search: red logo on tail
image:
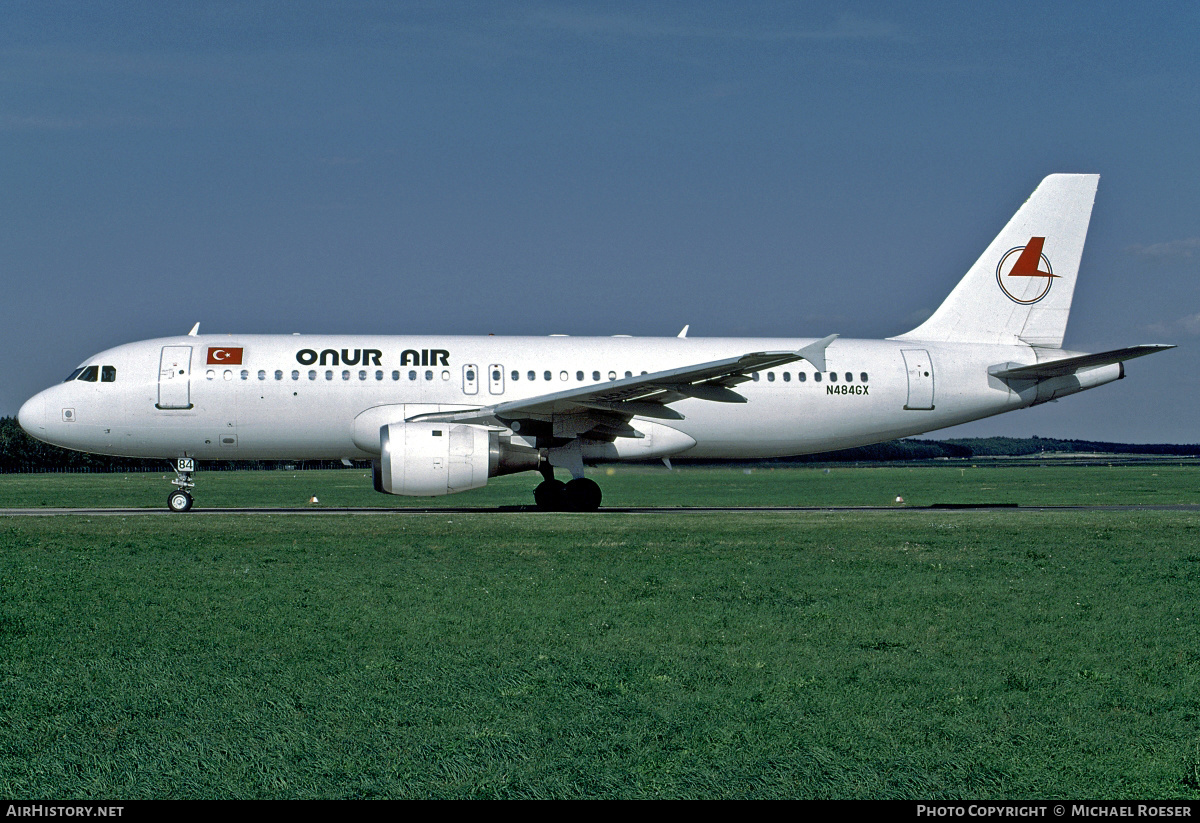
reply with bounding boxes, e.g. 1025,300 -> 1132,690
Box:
996,238 -> 1056,304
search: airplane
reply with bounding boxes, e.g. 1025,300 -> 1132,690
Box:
17,173 -> 1174,512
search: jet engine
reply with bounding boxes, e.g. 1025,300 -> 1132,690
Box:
373,422 -> 540,496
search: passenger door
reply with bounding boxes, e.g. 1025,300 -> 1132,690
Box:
901,349 -> 935,410
157,346 -> 193,409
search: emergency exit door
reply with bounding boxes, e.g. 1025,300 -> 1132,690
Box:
488,364 -> 505,395
462,364 -> 479,395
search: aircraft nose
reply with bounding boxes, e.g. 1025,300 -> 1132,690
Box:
17,393 -> 46,436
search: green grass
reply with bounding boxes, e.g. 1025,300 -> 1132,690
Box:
2,462 -> 1199,509
2,467 -> 1200,797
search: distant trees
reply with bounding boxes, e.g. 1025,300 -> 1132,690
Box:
2,415 -> 1196,473
944,436 -> 1200,458
788,439 -> 973,463
0,417 -> 364,473
0,416 -> 176,472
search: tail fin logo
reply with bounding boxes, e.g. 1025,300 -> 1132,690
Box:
996,237 -> 1058,304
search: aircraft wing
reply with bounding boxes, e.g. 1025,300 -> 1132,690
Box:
989,344 -> 1175,380
409,335 -> 838,436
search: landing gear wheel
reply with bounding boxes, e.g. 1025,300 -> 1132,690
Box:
534,479 -> 566,511
564,477 -> 603,512
167,490 -> 194,513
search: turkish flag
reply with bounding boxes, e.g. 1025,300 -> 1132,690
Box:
207,347 -> 244,365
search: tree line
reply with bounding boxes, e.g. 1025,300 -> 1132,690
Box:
2,415 -> 1196,473
0,417 -> 360,473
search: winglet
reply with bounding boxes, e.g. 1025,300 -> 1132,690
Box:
188,323 -> 200,337
797,334 -> 838,373
678,325 -> 689,338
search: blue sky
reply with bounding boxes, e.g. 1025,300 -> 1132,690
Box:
3,2 -> 1198,442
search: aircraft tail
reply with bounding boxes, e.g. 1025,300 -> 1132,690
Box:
895,174 -> 1100,348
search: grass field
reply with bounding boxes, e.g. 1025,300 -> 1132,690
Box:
2,466 -> 1199,798
2,461 -> 1199,509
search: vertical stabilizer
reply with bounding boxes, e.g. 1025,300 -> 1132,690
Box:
895,174 -> 1099,348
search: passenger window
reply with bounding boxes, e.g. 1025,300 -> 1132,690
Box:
544,371 -> 552,381
752,372 -> 760,382
845,372 -> 853,382
409,370 -> 417,381
798,372 -> 806,382
342,370 -> 350,381
258,370 -> 266,381
576,370 -> 584,381
560,371 -> 568,381
375,370 -> 383,380
593,371 -> 601,381
829,372 -> 837,382
528,371 -> 536,381
814,372 -> 822,382
275,370 -> 284,380
359,370 -> 367,381
291,370 -> 299,380
625,371 -> 632,378
392,370 -> 400,381
425,370 -> 433,381
783,372 -> 791,382
512,370 -> 519,381
325,370 -> 333,381
78,366 -> 99,382
861,372 -> 869,382
101,366 -> 116,383
767,372 -> 775,382
493,369 -> 502,381
308,370 -> 317,380
608,371 -> 617,381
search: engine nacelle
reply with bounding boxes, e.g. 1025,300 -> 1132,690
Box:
373,422 -> 540,496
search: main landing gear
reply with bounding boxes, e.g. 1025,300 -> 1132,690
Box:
167,458 -> 196,512
533,469 -> 603,512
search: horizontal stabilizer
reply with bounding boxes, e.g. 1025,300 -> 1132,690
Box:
989,344 -> 1175,380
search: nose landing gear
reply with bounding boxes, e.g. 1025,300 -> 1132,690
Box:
168,458 -> 195,512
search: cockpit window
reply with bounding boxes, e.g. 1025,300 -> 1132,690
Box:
101,366 -> 116,383
64,368 -> 85,383
77,366 -> 99,382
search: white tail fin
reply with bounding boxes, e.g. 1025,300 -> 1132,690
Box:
896,174 -> 1099,348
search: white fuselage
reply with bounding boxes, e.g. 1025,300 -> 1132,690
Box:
17,333 -> 1104,464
